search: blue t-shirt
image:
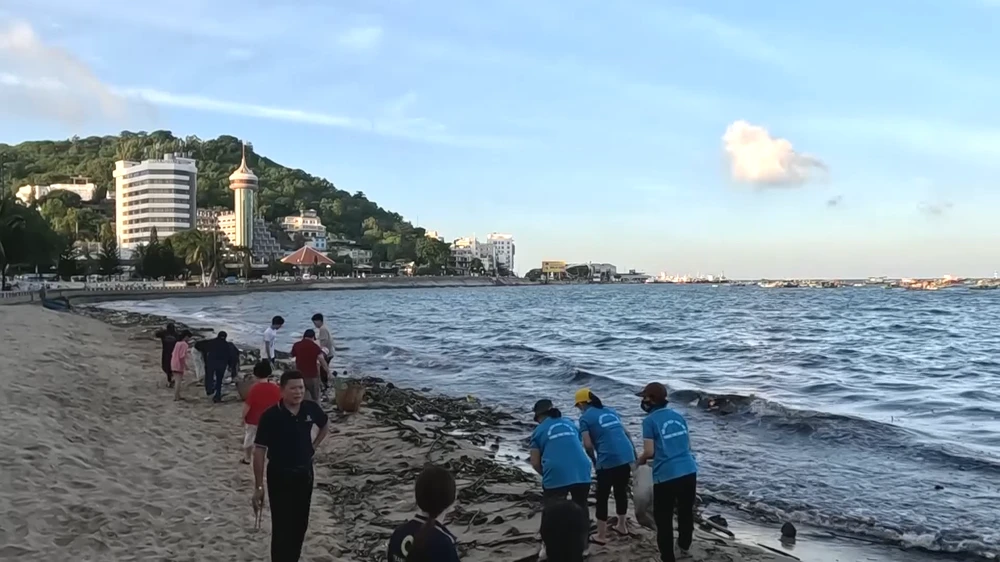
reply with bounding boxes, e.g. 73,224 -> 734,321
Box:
530,417 -> 593,489
578,406 -> 637,470
641,406 -> 698,484
387,515 -> 460,562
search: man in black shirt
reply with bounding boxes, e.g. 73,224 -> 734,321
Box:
154,324 -> 177,387
194,331 -> 240,403
252,370 -> 330,562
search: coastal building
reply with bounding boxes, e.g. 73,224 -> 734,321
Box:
281,245 -> 334,268
113,153 -> 197,258
280,209 -> 327,251
196,207 -> 281,261
487,233 -> 515,273
16,178 -> 97,204
450,236 -> 491,274
228,143 -> 258,249
328,238 -> 372,265
425,230 -> 444,241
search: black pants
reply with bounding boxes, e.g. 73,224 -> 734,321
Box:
205,366 -> 226,401
543,482 -> 591,544
161,357 -> 173,383
653,473 -> 697,562
267,465 -> 314,562
595,463 -> 631,521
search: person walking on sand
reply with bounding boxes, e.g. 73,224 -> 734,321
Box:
541,499 -> 589,562
574,388 -> 637,545
155,323 -> 178,387
289,329 -> 324,403
387,464 -> 460,562
262,316 -> 284,366
252,370 -> 330,562
636,382 -> 698,562
529,399 -> 593,559
311,313 -> 334,392
170,330 -> 193,401
241,360 -> 278,464
196,331 -> 241,403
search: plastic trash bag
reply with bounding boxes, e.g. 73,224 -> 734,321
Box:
633,464 -> 656,530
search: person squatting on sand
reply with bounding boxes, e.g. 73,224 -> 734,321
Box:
540,499 -> 590,562
311,313 -> 334,392
637,382 -> 699,562
155,323 -> 177,387
262,315 -> 284,366
290,329 -> 325,403
252,370 -> 330,562
529,399 -> 593,559
574,387 -> 637,545
387,464 -> 461,562
195,331 -> 240,403
241,360 -> 279,464
170,330 -> 193,401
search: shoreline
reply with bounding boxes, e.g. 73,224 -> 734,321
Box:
66,301 -> 930,562
0,301 -> 803,562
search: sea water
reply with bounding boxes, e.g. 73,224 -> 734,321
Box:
101,284 -> 1000,560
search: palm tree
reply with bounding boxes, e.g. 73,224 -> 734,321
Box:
184,231 -> 223,286
0,194 -> 26,291
231,245 -> 252,280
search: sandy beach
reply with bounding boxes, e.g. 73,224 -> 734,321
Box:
0,303 -> 793,562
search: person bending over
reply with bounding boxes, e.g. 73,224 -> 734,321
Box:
241,360 -> 278,464
529,399 -> 593,558
575,388 -> 637,544
252,370 -> 330,562
541,499 -> 589,562
636,382 -> 698,562
195,331 -> 240,403
387,464 -> 460,562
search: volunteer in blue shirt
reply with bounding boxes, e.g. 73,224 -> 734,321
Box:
530,399 -> 593,557
636,382 -> 698,562
574,388 -> 637,545
387,464 -> 461,562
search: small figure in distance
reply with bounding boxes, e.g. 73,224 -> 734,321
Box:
541,499 -> 589,562
240,360 -> 278,465
289,329 -> 324,403
170,330 -> 193,401
387,464 -> 460,562
262,315 -> 284,366
154,323 -> 178,387
311,313 -> 334,393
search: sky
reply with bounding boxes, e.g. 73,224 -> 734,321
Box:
1,0 -> 999,278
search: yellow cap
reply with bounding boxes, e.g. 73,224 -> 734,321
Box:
574,388 -> 592,405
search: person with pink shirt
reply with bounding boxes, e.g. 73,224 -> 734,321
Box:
171,330 -> 193,401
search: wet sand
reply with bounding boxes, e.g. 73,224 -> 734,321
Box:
0,304 -> 793,561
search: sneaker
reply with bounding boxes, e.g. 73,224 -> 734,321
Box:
675,546 -> 692,560
537,545 -> 547,561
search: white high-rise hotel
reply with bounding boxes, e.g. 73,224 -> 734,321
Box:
113,153 -> 197,258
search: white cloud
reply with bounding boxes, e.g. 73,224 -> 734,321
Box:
723,120 -> 827,187
338,25 -> 383,52
0,20 -> 145,125
919,201 -> 953,217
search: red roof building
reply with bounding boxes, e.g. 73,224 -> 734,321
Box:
281,246 -> 335,266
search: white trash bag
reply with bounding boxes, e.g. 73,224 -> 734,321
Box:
633,464 -> 656,530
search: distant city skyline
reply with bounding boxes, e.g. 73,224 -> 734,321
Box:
2,0 -> 999,278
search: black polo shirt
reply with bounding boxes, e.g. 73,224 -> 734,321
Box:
254,400 -> 329,470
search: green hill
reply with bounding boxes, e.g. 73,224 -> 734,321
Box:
0,130 -> 424,263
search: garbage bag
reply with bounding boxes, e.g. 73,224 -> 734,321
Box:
633,464 -> 656,530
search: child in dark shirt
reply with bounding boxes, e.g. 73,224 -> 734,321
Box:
388,465 -> 460,562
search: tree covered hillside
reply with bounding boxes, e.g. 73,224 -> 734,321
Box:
0,131 -> 426,262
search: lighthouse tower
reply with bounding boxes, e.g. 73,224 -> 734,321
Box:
228,143 -> 258,250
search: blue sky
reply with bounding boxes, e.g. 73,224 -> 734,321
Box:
1,0 -> 999,278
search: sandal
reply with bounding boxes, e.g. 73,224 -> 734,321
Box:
588,534 -> 607,546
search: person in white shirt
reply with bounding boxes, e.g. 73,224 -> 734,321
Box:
262,315 -> 284,365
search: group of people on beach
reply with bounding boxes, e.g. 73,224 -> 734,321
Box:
153,314 -> 699,562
